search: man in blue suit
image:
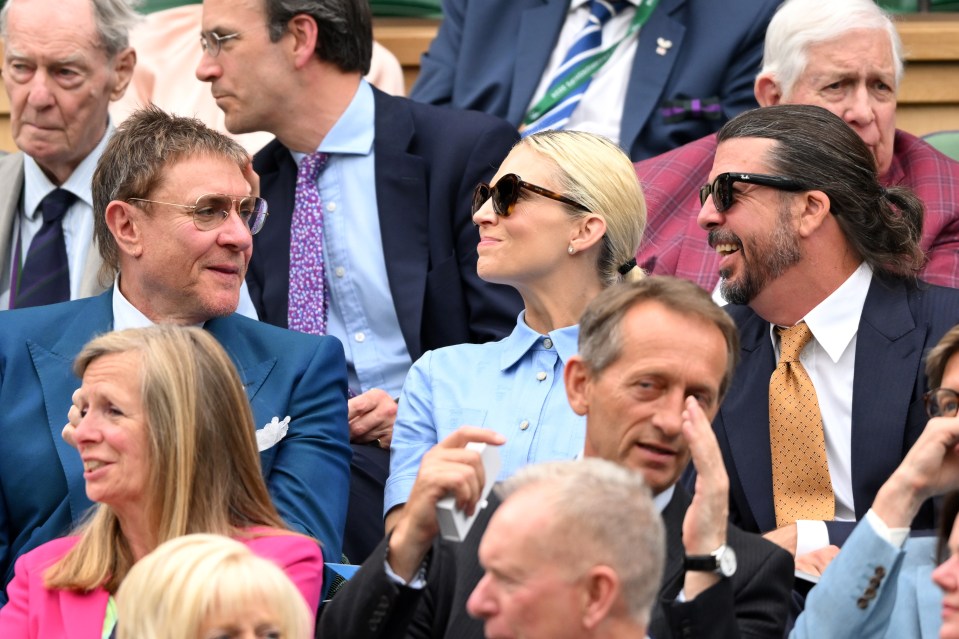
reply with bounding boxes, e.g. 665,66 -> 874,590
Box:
410,0 -> 781,162
696,104 -> 959,570
0,106 -> 352,605
196,0 -> 522,561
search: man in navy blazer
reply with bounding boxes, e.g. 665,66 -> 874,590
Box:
0,107 -> 352,605
410,0 -> 780,162
197,0 -> 522,561
696,105 -> 959,568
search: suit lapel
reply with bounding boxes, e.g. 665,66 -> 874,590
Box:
371,90 -> 430,357
851,276 -> 922,518
28,292 -> 113,523
205,316 -> 276,404
251,140 -> 297,324
720,307 -> 777,531
509,1 -> 569,124
621,0 -> 686,155
658,486 -> 689,598
60,583 -> 109,639
0,153 -> 25,283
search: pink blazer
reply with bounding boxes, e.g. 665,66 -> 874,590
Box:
0,528 -> 323,638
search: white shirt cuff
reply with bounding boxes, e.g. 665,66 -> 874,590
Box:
864,508 -> 910,548
795,519 -> 830,556
383,557 -> 428,590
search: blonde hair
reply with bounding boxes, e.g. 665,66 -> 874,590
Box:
45,326 -> 287,593
520,130 -> 647,287
116,534 -> 312,639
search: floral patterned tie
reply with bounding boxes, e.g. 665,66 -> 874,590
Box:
288,151 -> 330,334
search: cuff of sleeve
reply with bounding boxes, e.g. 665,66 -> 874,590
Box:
382,532 -> 430,590
865,508 -> 910,548
796,519 -> 829,556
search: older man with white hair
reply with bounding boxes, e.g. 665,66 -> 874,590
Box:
635,0 -> 959,291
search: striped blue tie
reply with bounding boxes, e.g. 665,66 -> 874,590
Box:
523,0 -> 630,136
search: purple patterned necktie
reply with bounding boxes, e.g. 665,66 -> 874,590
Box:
11,188 -> 77,308
288,151 -> 331,334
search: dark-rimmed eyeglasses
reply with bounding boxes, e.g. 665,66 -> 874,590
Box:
128,194 -> 269,235
924,387 -> 959,419
699,172 -> 810,213
472,173 -> 588,217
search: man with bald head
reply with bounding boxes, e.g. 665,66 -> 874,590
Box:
636,0 -> 959,291
0,0 -> 137,309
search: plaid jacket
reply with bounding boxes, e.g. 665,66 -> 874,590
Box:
635,130 -> 959,289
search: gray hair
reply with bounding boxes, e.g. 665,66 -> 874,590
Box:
577,277 -> 739,401
0,0 -> 142,58
718,104 -> 924,278
263,0 -> 372,74
761,0 -> 904,97
498,459 -> 664,629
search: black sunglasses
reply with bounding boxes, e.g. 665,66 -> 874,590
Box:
699,172 -> 810,213
472,173 -> 588,217
924,387 -> 959,419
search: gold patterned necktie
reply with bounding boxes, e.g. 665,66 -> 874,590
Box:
769,321 -> 835,528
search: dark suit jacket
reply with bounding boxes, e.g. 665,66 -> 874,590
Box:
318,485 -> 793,639
409,0 -> 780,161
0,291 -> 352,605
249,88 -> 523,361
713,275 -> 959,543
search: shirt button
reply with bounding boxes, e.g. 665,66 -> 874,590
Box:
335,266 -> 346,278
536,372 -> 547,381
519,420 -> 529,431
543,338 -> 553,349
327,201 -> 337,212
354,332 -> 365,343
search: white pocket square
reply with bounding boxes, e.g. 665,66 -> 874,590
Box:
257,415 -> 291,451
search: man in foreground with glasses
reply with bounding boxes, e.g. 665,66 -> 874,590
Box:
196,0 -> 522,563
0,106 -> 352,606
696,103 -> 959,576
637,0 -> 959,291
790,324 -> 959,637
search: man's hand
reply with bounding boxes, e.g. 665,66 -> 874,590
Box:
681,397 -> 729,599
795,545 -> 840,578
61,388 -> 82,449
388,427 -> 505,582
763,524 -> 798,555
872,415 -> 959,528
348,389 -> 397,447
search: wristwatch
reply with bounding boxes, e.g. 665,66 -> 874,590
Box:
684,544 -> 737,577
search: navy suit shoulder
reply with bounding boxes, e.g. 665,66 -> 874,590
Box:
714,276 -> 959,540
249,89 -> 522,359
410,0 -> 778,161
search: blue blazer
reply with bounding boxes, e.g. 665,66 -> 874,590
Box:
248,88 -> 523,359
0,291 -> 352,604
409,0 -> 780,161
791,520 -> 941,639
713,275 -> 959,543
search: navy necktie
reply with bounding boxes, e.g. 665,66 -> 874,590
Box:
12,188 -> 77,308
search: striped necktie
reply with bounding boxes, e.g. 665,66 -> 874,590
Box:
11,188 -> 76,308
522,0 -> 630,136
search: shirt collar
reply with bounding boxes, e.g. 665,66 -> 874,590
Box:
292,79 -> 374,164
498,310 -> 580,371
653,484 -> 675,514
22,121 -> 113,220
771,262 -> 872,363
111,276 -> 207,330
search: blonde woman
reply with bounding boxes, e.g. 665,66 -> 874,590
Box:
385,130 -> 646,527
117,534 -> 312,639
0,326 -> 323,638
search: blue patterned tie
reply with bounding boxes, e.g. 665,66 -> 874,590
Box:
288,151 -> 331,334
12,188 -> 76,308
523,0 -> 630,136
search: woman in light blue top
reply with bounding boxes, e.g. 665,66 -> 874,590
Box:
384,130 -> 647,521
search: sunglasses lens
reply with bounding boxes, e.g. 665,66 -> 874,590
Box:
699,184 -> 710,207
492,175 -> 520,217
472,184 -> 491,215
715,175 -> 733,212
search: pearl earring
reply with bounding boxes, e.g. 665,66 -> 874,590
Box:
568,244 -> 575,255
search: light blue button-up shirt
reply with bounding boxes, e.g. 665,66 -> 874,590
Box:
292,80 -> 411,397
384,312 -> 585,514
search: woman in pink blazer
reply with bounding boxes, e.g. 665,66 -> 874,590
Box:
0,326 -> 324,638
